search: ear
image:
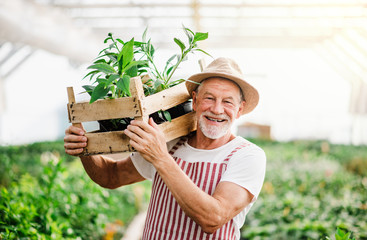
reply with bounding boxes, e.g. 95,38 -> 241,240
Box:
192,91 -> 197,111
236,101 -> 245,119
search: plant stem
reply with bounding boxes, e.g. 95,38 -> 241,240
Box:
146,53 -> 165,82
166,48 -> 191,85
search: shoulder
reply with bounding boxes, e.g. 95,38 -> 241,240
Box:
232,137 -> 266,157
226,137 -> 267,170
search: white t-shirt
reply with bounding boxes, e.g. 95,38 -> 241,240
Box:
130,136 -> 266,239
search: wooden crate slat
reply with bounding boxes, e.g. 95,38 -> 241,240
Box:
159,111 -> 197,142
69,97 -> 140,123
82,112 -> 197,155
67,78 -> 197,156
143,83 -> 190,115
83,131 -> 132,155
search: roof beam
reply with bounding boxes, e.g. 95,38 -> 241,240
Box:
0,0 -> 101,63
52,3 -> 367,9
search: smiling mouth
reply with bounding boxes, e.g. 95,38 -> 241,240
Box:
205,116 -> 226,122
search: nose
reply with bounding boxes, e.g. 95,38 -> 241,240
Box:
210,100 -> 224,114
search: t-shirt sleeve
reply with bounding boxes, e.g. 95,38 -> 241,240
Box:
220,145 -> 266,202
130,152 -> 156,180
129,138 -> 181,181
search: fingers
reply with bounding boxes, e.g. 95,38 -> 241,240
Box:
65,147 -> 85,156
64,124 -> 87,156
65,125 -> 85,136
124,119 -> 155,139
148,117 -> 159,129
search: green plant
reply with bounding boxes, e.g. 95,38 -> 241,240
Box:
325,228 -> 356,240
241,139 -> 367,240
82,26 -> 210,103
141,26 -> 211,95
82,34 -> 148,103
0,146 -> 151,239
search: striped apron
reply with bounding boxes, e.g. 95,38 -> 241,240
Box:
142,137 -> 250,240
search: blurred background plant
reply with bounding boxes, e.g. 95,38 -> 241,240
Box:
241,139 -> 367,240
1,139 -> 366,239
0,142 -> 151,239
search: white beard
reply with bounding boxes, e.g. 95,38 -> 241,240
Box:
198,111 -> 231,139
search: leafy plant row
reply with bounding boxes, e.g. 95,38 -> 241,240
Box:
241,139 -> 367,240
1,139 -> 366,239
0,151 -> 151,239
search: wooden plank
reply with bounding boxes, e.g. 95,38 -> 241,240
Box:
130,76 -> 148,122
68,97 -> 140,123
67,87 -> 83,129
144,82 -> 191,115
159,111 -> 197,141
81,111 -> 197,155
83,131 -> 132,155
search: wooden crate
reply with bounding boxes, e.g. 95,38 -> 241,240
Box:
67,76 -> 197,155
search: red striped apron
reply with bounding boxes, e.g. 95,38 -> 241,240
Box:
142,137 -> 251,240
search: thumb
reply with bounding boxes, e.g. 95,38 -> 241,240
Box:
148,117 -> 159,129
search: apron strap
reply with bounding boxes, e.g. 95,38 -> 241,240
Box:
168,136 -> 188,155
223,142 -> 252,164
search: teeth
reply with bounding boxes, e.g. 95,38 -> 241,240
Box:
207,117 -> 224,122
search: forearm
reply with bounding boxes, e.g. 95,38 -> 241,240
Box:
80,155 -> 145,189
80,155 -> 116,188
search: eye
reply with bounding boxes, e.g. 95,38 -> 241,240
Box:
224,100 -> 234,105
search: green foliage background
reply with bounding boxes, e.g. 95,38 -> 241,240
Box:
241,140 -> 367,240
0,139 -> 366,239
0,141 -> 151,239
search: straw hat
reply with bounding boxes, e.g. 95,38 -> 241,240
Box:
186,57 -> 259,115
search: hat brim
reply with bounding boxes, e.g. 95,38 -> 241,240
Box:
186,72 -> 259,115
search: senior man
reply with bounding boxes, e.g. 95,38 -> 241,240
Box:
64,57 -> 266,240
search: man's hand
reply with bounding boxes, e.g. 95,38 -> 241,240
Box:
64,125 -> 87,156
124,118 -> 170,165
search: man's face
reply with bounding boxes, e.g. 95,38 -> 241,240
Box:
192,77 -> 244,139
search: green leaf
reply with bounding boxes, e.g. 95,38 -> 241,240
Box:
123,60 -> 148,73
125,64 -> 138,77
166,54 -> 178,66
90,84 -> 110,103
116,38 -> 124,45
134,41 -> 145,47
183,26 -> 194,43
194,32 -> 208,42
174,38 -> 186,52
93,59 -> 107,64
163,110 -> 171,122
97,46 -> 111,56
82,70 -> 99,80
168,78 -> 185,87
103,34 -> 113,43
107,74 -> 120,85
96,77 -> 109,85
142,27 -> 148,42
165,65 -> 174,78
148,39 -> 155,57
100,51 -> 117,62
120,38 -> 135,68
116,75 -> 131,96
87,63 -> 116,74
184,27 -> 195,36
194,48 -> 213,58
82,85 -> 95,96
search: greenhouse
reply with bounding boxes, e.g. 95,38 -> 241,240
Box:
0,0 -> 366,239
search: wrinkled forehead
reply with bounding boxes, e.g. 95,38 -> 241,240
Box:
196,77 -> 243,101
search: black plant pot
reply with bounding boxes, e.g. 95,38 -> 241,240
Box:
150,101 -> 193,124
97,101 -> 193,132
98,117 -> 133,132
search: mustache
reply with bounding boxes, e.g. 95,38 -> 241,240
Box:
201,111 -> 230,121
